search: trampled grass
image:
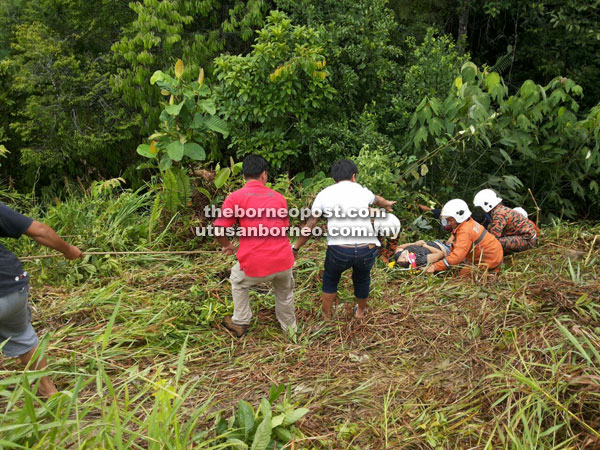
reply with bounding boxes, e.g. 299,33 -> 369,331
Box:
1,200 -> 599,448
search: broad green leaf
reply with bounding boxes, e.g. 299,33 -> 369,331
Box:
499,149 -> 512,163
167,141 -> 184,161
274,426 -> 293,443
520,80 -> 537,98
198,68 -> 205,86
413,126 -> 428,147
198,99 -> 216,115
454,76 -> 463,90
175,59 -> 184,79
225,438 -> 248,449
484,72 -> 500,91
461,62 -> 478,81
415,97 -> 427,112
428,117 -> 443,136
159,154 -> 172,171
271,414 -> 285,428
150,70 -> 165,85
237,401 -> 255,437
232,161 -> 243,175
282,408 -> 309,426
184,143 -> 205,160
214,167 -> 231,188
429,98 -> 442,115
191,112 -> 203,129
259,398 -> 272,421
203,115 -> 229,137
136,144 -> 156,159
269,384 -> 285,403
250,417 -> 271,450
165,101 -> 184,116
197,187 -> 212,201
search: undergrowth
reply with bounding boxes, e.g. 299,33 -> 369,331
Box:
0,188 -> 599,449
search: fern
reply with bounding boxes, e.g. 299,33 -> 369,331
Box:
174,167 -> 191,207
162,169 -> 180,212
162,167 -> 191,212
490,46 -> 514,74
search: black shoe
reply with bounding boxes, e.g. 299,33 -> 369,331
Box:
223,316 -> 249,338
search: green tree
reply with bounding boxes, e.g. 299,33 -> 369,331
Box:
0,0 -> 136,190
136,59 -> 230,212
0,0 -> 25,59
214,11 -> 335,170
111,0 -> 273,134
276,0 -> 401,116
387,28 -> 467,137
462,0 -> 600,111
405,62 -> 600,219
4,22 -> 136,186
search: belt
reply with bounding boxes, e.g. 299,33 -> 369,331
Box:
337,243 -> 371,248
474,229 -> 487,246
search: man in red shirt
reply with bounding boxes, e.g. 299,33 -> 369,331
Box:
213,155 -> 295,337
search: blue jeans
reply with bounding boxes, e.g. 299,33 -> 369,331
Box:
322,245 -> 378,299
0,286 -> 38,357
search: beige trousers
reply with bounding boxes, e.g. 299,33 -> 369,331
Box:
229,262 -> 296,332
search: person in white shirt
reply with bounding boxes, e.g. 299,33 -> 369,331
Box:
292,159 -> 395,319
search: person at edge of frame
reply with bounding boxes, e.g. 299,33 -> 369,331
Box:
0,203 -> 82,397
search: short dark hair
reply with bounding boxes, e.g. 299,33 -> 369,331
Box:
330,159 -> 358,182
471,211 -> 487,224
243,154 -> 268,178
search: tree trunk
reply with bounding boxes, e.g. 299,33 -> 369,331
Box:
457,0 -> 471,53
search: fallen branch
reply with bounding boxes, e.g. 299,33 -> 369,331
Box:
20,249 -> 217,261
528,188 -> 541,228
584,235 -> 598,267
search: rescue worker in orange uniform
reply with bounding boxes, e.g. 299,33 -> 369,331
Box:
425,199 -> 504,277
473,189 -> 538,253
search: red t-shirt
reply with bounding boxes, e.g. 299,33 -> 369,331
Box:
214,180 -> 294,277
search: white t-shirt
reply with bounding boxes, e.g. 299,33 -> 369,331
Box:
311,180 -> 380,246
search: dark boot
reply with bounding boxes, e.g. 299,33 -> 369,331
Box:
223,316 -> 249,338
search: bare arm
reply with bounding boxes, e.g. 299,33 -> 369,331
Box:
292,215 -> 320,252
422,243 -> 446,255
373,195 -> 396,211
25,221 -> 82,259
397,240 -> 423,251
214,227 -> 237,255
424,244 -> 446,264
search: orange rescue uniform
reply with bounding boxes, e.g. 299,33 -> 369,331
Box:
433,217 -> 504,276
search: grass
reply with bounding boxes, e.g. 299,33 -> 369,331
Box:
1,190 -> 599,448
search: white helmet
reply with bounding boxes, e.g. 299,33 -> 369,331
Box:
473,189 -> 502,212
440,199 -> 472,224
513,207 -> 528,218
373,212 -> 401,239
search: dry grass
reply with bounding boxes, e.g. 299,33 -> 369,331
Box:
1,222 -> 599,449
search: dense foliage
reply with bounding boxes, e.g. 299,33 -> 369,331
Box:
0,0 -> 599,218
405,64 -> 600,218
